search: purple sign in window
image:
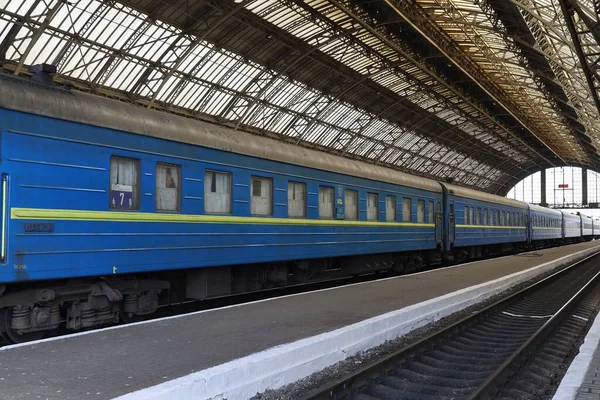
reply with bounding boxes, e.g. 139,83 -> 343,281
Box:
111,186 -> 133,209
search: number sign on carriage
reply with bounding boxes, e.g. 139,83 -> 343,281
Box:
111,184 -> 134,209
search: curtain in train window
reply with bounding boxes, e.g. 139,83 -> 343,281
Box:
402,198 -> 412,222
428,201 -> 434,223
251,176 -> 273,216
484,209 -> 488,225
417,200 -> 425,223
386,195 -> 396,222
367,193 -> 378,221
345,189 -> 358,220
156,163 -> 180,212
288,181 -> 306,218
464,206 -> 469,224
110,156 -> 140,210
469,207 -> 474,225
204,171 -> 231,214
475,208 -> 480,225
319,186 -> 334,219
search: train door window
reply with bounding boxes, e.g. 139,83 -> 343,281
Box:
204,170 -> 231,214
386,195 -> 396,222
319,186 -> 334,219
402,198 -> 412,222
288,181 -> 306,218
428,201 -> 434,223
367,193 -> 378,221
156,163 -> 180,212
110,156 -> 140,210
345,189 -> 358,220
251,176 -> 273,216
417,200 -> 425,223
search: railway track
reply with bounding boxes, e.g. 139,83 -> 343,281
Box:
302,252 -> 600,400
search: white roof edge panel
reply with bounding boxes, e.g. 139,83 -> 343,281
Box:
442,182 -> 528,209
559,210 -> 581,219
0,77 -> 442,193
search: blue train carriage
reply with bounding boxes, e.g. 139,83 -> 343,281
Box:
440,183 -> 528,260
0,73 -> 443,340
560,211 -> 582,242
527,204 -> 562,247
580,213 -> 594,239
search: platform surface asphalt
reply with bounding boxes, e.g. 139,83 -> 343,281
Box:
1,242 -> 599,400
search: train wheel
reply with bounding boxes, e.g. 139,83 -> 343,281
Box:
1,309 -> 45,344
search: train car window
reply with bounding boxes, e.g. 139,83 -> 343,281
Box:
367,193 -> 378,221
386,195 -> 396,222
507,212 -> 511,226
251,176 -> 273,216
156,163 -> 180,212
288,181 -> 306,218
417,200 -> 425,223
110,156 -> 140,210
402,198 -> 412,222
318,186 -> 334,219
204,171 -> 232,214
464,206 -> 469,224
428,201 -> 434,223
483,209 -> 488,226
469,207 -> 474,225
476,208 -> 481,225
345,189 -> 358,220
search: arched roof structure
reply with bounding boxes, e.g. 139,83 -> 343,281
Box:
1,0 -> 600,195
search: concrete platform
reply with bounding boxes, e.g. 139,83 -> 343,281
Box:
1,242 -> 599,400
554,285 -> 600,400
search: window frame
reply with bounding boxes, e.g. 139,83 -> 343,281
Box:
417,199 -> 425,224
109,155 -> 141,211
367,193 -> 379,221
385,195 -> 396,222
250,175 -> 274,217
344,189 -> 358,220
402,198 -> 412,222
204,170 -> 232,215
155,162 -> 181,213
428,201 -> 434,223
287,181 -> 307,218
318,186 -> 335,219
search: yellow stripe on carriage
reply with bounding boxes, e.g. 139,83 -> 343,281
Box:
455,224 -> 526,229
11,208 -> 435,228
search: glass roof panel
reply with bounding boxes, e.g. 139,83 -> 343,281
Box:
2,0 -> 584,192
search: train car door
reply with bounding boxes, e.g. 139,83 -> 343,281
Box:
435,201 -> 442,244
449,202 -> 456,245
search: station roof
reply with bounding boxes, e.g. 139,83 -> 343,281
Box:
1,0 -> 599,195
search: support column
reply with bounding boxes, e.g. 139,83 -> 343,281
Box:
540,169 -> 547,207
583,168 -> 588,206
